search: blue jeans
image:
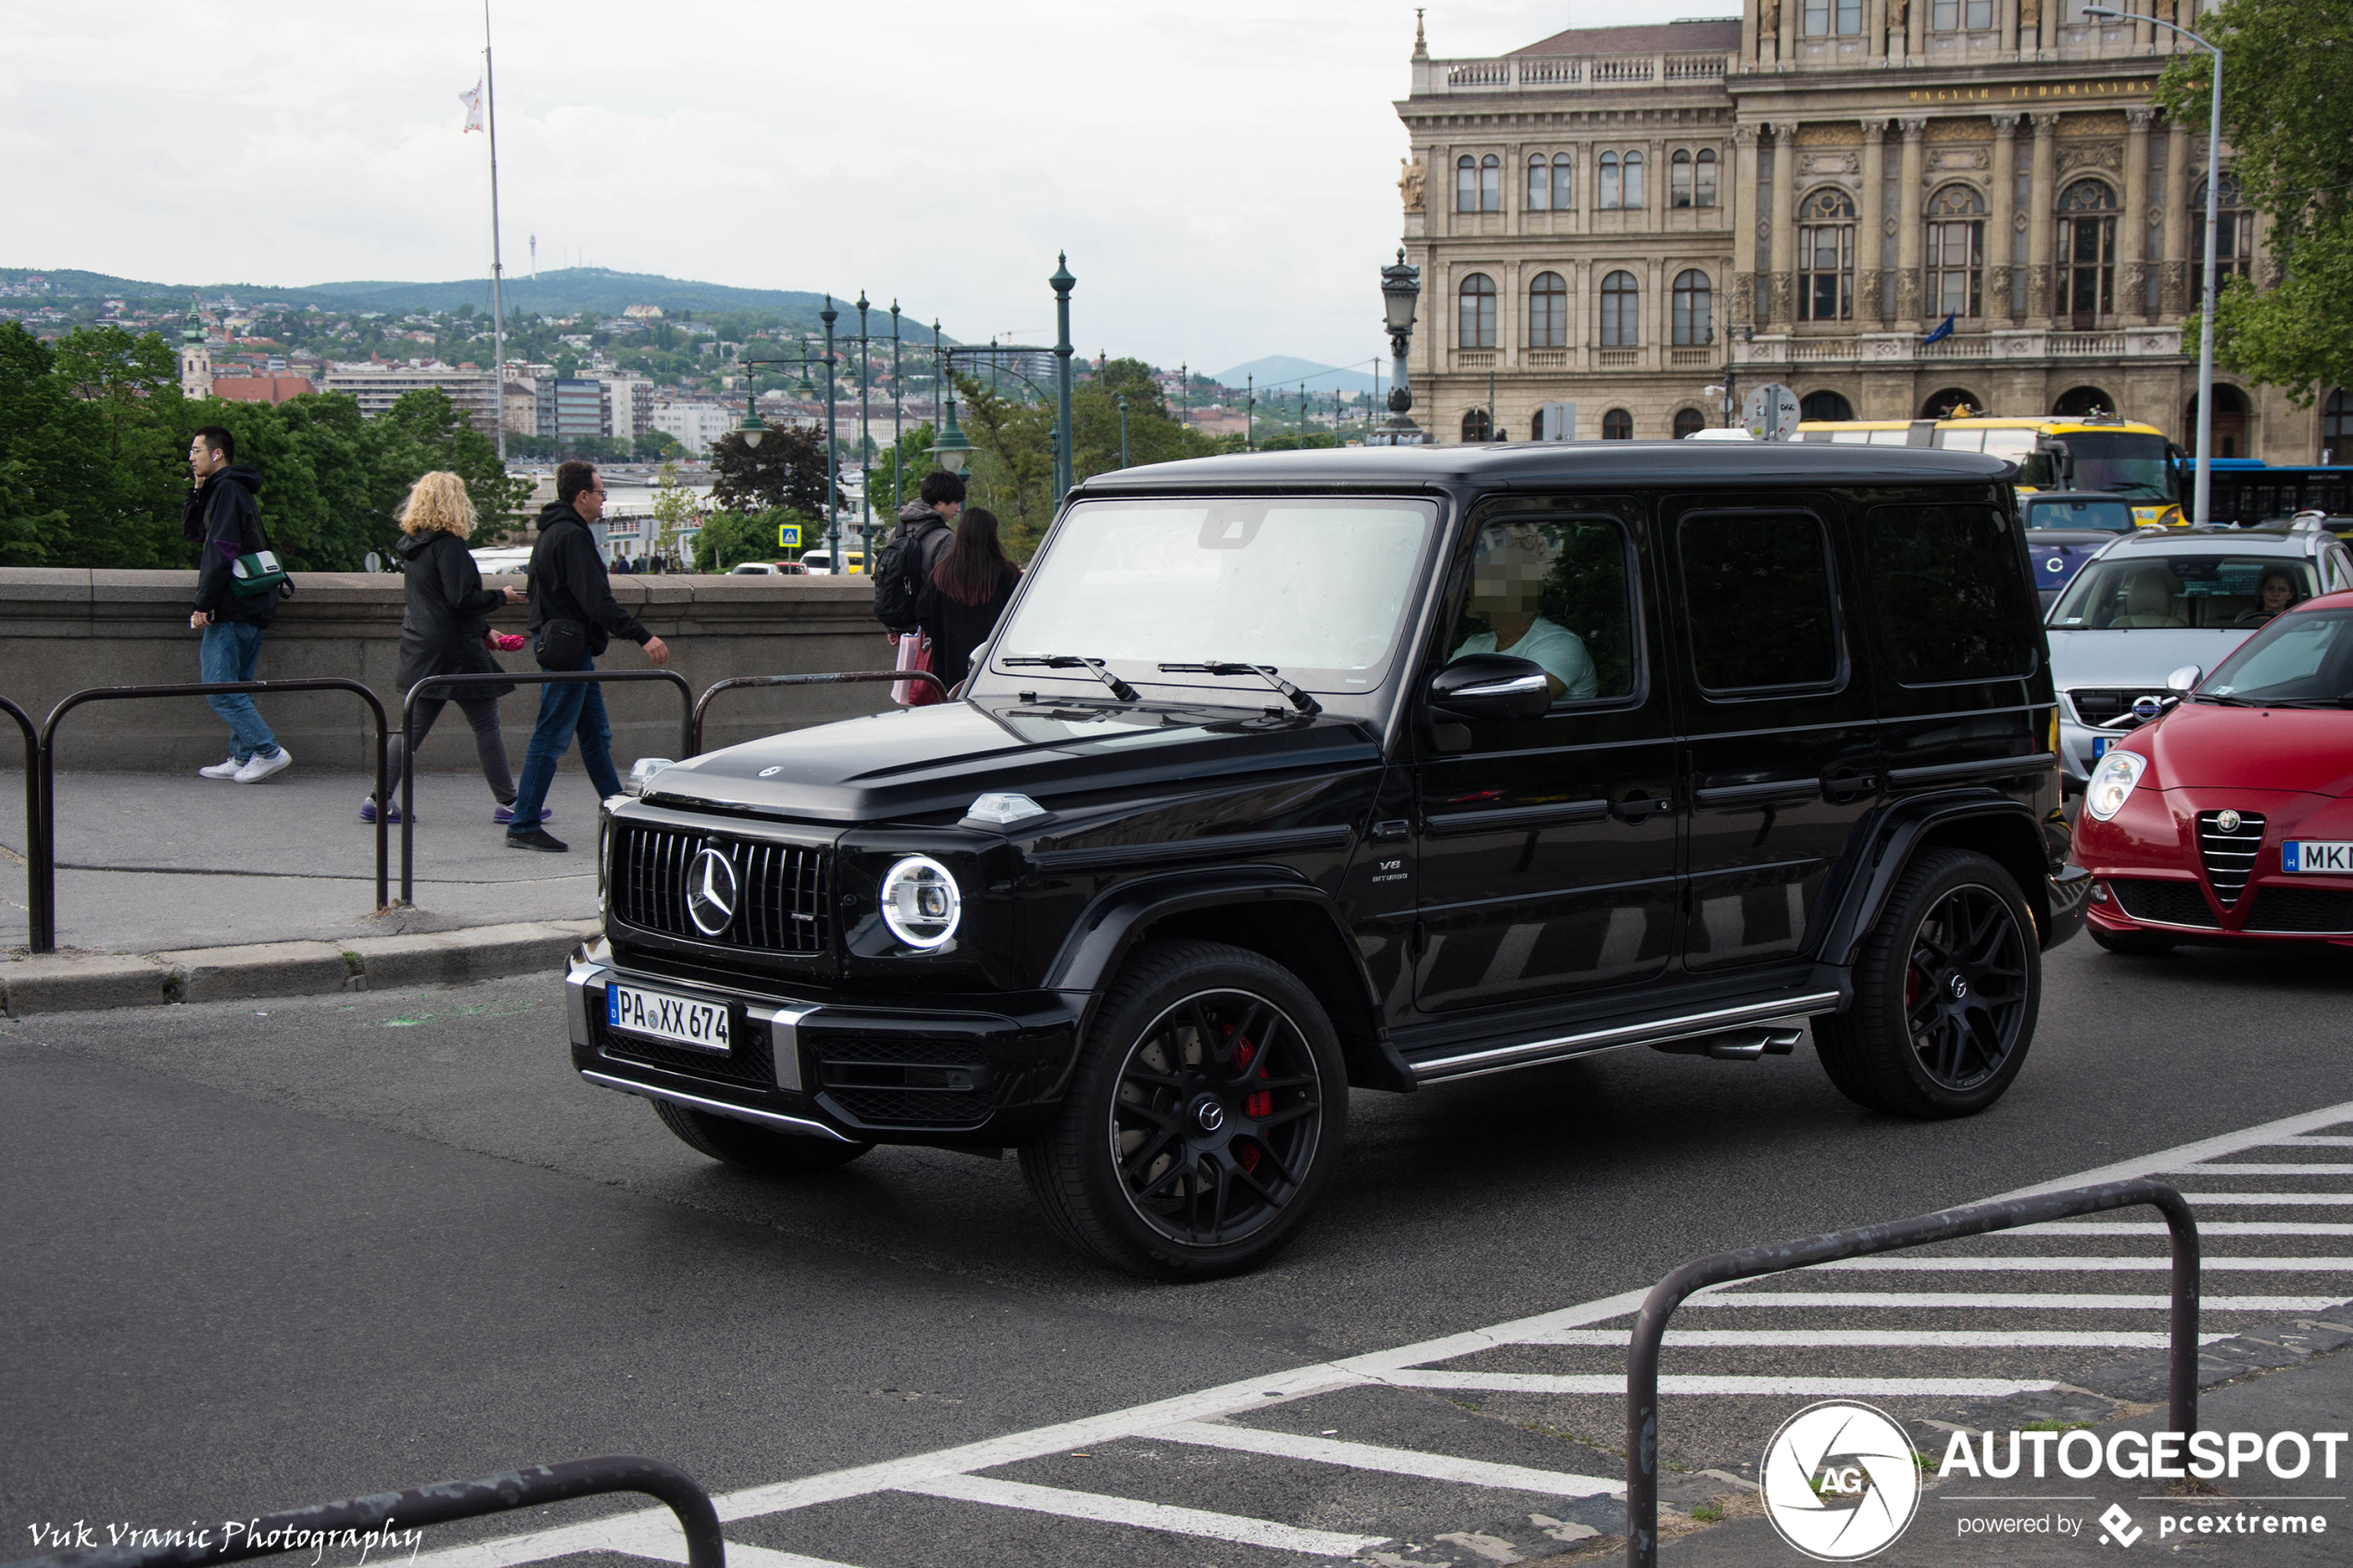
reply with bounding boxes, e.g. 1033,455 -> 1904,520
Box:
199,621 -> 279,761
508,650 -> 621,836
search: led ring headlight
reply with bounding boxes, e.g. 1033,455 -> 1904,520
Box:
880,856 -> 962,948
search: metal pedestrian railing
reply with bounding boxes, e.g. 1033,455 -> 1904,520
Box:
398,669 -> 694,904
1,697 -> 43,946
1623,1177 -> 2199,1568
690,668 -> 946,754
0,1455 -> 723,1568
31,680 -> 390,952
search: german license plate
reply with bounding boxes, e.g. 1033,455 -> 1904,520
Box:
2283,841 -> 2353,873
607,983 -> 731,1053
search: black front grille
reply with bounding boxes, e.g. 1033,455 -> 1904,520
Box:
595,1007 -> 777,1090
2242,886 -> 2353,934
2196,810 -> 2267,906
610,823 -> 830,954
2069,688 -> 2156,727
2108,879 -> 2220,928
812,1035 -> 992,1129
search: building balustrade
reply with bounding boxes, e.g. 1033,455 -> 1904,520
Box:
1731,327 -> 2186,367
1428,53 -> 1724,94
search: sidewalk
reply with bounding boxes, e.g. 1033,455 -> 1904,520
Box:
0,768 -> 612,1011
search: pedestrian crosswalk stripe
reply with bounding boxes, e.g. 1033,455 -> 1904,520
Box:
2177,1192 -> 2353,1204
1378,1371 -> 2058,1398
1994,1101 -> 2353,1198
1149,1420 -> 1621,1497
2272,1135 -> 2353,1146
1806,1254 -> 2353,1272
1517,1329 -> 2227,1348
2163,1163 -> 2353,1175
899,1474 -> 1390,1558
1680,1291 -> 2339,1311
2015,1221 -> 2353,1235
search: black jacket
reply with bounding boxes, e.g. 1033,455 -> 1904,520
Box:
879,501 -> 957,633
394,528 -> 516,702
917,562 -> 1020,691
526,503 -> 649,657
188,464 -> 277,625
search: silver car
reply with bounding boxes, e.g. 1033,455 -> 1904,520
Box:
2048,521 -> 2353,784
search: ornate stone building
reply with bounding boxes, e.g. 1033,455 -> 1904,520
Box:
1395,6 -> 2342,461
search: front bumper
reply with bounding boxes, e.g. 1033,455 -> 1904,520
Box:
565,958 -> 1085,1148
2074,784 -> 2353,944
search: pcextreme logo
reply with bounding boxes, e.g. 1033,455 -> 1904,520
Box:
1760,1400 -> 1923,1562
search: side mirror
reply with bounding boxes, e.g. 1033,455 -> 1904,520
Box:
2166,664 -> 2201,695
1428,654 -> 1554,722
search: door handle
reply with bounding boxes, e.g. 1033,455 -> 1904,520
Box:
1821,772 -> 1880,803
1610,793 -> 1672,821
1370,819 -> 1411,842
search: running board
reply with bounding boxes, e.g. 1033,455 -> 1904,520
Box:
1410,992 -> 1842,1085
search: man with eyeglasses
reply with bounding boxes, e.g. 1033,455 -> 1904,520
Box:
507,460 -> 672,851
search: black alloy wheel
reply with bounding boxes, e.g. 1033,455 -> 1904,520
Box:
1815,848 -> 2041,1118
1022,939 -> 1348,1279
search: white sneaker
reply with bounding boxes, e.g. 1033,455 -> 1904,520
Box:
198,757 -> 245,780
233,747 -> 293,784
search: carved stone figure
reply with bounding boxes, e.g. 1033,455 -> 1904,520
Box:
1890,0 -> 1908,37
1398,158 -> 1426,212
2020,0 -> 2042,31
1762,0 -> 1782,37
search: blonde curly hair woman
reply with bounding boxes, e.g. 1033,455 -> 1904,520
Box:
366,472 -> 539,825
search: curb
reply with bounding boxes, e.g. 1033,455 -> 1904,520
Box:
0,919 -> 602,1016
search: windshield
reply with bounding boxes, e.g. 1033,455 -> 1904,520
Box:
2049,555 -> 2317,630
2024,496 -> 2136,533
989,496 -> 1440,696
2204,609 -> 2353,703
2066,433 -> 2172,501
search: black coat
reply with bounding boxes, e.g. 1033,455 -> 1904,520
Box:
395,529 -> 516,702
527,504 -> 648,656
187,464 -> 279,626
916,562 -> 1020,690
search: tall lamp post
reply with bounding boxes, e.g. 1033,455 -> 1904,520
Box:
1369,249 -> 1427,445
1117,394 -> 1130,469
2087,2 -> 2221,523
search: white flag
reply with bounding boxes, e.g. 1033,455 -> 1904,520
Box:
459,80 -> 484,132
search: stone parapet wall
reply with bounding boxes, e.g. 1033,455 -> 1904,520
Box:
0,570 -> 894,773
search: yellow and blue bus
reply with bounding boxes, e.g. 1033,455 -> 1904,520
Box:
1796,411 -> 2184,528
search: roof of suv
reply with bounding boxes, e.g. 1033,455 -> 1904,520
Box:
1074,442 -> 2013,493
2089,523 -> 2336,562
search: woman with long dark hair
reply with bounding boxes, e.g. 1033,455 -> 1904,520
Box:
915,507 -> 1020,691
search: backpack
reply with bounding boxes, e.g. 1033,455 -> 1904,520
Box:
872,519 -> 942,633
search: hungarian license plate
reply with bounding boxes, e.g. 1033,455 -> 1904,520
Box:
2283,841 -> 2353,874
607,983 -> 731,1053
2091,735 -> 2112,759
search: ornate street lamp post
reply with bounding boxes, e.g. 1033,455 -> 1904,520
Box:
1370,248 -> 1428,445
1117,394 -> 1130,469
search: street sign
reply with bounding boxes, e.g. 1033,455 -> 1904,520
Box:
1743,383 -> 1801,443
777,523 -> 801,548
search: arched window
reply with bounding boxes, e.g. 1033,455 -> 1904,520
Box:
2055,386 -> 2115,419
1479,154 -> 1502,212
1673,408 -> 1707,439
2057,179 -> 2119,324
1922,387 -> 1980,419
2326,387 -> 2352,466
1456,155 -> 1478,213
1672,269 -> 1713,345
1552,152 -> 1575,211
1672,150 -> 1694,209
1528,271 -> 1568,348
1695,147 -> 1718,207
1931,0 -> 1994,28
1623,151 -> 1644,208
1798,187 -> 1856,322
2184,384 -> 2249,459
1801,389 -> 1856,421
1600,151 -> 1621,210
1599,270 -> 1640,347
1462,408 -> 1493,442
1603,408 -> 1634,440
1458,272 -> 1497,348
1527,154 -> 1551,212
2190,171 -> 2255,304
1925,183 -> 1986,320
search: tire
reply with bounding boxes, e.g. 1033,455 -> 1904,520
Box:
1814,848 -> 2041,1119
1019,939 -> 1349,1280
652,1099 -> 874,1173
2088,924 -> 2176,956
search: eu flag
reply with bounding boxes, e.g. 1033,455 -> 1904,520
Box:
1922,313 -> 1957,345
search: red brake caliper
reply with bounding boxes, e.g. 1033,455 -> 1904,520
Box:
1227,1032 -> 1269,1173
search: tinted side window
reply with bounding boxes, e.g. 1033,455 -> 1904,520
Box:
1680,511 -> 1841,693
1866,503 -> 2039,684
1447,518 -> 1636,704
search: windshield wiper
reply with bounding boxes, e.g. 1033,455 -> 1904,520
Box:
2190,693 -> 2258,706
1002,654 -> 1139,702
1157,661 -> 1322,715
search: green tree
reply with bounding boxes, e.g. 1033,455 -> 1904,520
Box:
709,424 -> 830,515
693,505 -> 813,572
862,420 -> 936,529
2157,0 -> 2353,402
634,429 -> 685,461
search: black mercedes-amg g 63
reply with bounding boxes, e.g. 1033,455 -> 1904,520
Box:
569,443 -> 2082,1278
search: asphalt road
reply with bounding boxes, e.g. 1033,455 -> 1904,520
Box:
4,934 -> 2350,1568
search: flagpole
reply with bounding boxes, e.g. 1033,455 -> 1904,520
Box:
484,0 -> 507,463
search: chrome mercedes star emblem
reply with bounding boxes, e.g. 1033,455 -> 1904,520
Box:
1948,974 -> 1969,999
1194,1099 -> 1226,1134
686,846 -> 738,935
2218,809 -> 2243,834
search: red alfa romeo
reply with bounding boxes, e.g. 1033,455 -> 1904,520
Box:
2076,589 -> 2353,951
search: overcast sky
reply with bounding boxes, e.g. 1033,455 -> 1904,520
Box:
5,1 -> 1716,375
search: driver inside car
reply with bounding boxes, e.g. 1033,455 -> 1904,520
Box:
1450,524 -> 1597,700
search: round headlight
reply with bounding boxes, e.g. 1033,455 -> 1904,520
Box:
2083,749 -> 2147,822
880,856 -> 961,948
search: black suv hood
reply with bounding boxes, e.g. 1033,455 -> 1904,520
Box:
643,697 -> 1381,825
